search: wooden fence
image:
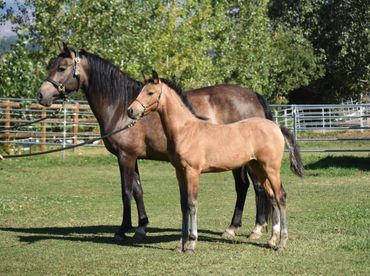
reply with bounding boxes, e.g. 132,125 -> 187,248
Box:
0,99 -> 99,151
1,98 -> 369,153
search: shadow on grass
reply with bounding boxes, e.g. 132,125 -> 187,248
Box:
305,156 -> 370,171
0,225 -> 266,250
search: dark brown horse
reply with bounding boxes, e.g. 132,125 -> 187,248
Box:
37,44 -> 273,241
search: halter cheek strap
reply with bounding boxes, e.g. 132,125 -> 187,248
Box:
134,82 -> 163,116
46,50 -> 81,99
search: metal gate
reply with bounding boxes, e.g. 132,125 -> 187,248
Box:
1,98 -> 369,153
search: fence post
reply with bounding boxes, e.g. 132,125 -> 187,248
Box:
4,100 -> 11,151
284,109 -> 288,128
322,107 -> 325,132
360,106 -> 364,133
62,103 -> 67,159
292,105 -> 297,138
274,110 -> 278,124
73,102 -> 80,148
41,108 -> 46,151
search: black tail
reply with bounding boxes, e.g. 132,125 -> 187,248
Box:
280,126 -> 304,177
255,92 -> 273,121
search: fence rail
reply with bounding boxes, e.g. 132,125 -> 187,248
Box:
1,98 -> 369,153
272,104 -> 370,152
0,98 -> 100,154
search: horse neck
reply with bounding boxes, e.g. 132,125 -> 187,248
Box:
82,55 -> 142,132
157,87 -> 198,141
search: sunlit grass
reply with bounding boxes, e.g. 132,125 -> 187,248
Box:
0,149 -> 369,275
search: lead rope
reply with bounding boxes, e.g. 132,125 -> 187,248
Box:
0,106 -> 63,132
1,121 -> 136,159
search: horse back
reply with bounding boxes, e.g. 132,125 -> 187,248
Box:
192,118 -> 284,173
236,118 -> 285,166
187,84 -> 266,124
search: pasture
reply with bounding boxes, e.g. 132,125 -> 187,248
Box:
0,149 -> 369,275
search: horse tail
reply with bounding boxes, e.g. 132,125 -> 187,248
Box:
280,126 -> 304,177
255,92 -> 273,121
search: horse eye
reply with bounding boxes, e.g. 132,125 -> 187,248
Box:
148,91 -> 155,96
57,67 -> 66,72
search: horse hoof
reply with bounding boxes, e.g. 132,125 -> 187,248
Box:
133,228 -> 146,241
174,245 -> 183,253
222,228 -> 236,239
249,231 -> 263,240
268,240 -> 277,249
113,233 -> 125,243
185,249 -> 195,256
277,246 -> 285,253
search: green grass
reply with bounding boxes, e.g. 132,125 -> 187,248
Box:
0,149 -> 369,275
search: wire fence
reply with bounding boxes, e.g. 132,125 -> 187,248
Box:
272,104 -> 370,152
0,98 -> 100,155
1,98 -> 370,153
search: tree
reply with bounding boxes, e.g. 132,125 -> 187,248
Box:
212,0 -> 324,101
1,0 -> 323,103
269,0 -> 370,103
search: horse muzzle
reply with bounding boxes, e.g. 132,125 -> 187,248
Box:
37,91 -> 54,107
38,81 -> 61,106
127,106 -> 144,120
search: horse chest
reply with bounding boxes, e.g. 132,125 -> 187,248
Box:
166,140 -> 202,170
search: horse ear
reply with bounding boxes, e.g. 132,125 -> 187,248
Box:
62,42 -> 71,56
141,71 -> 150,82
152,70 -> 159,84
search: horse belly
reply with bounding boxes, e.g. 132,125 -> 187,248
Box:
203,144 -> 250,173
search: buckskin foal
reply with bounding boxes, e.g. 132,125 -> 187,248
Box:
128,71 -> 304,253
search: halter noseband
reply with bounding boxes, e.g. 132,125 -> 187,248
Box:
46,50 -> 81,100
134,82 -> 163,116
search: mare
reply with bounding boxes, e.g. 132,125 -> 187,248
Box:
127,71 -> 304,253
38,44 -> 273,241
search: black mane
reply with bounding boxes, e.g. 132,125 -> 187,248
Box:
145,77 -> 208,120
81,50 -> 143,108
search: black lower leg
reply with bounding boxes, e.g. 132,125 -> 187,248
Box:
116,156 -> 135,236
250,167 -> 270,226
230,167 -> 249,228
133,163 -> 149,228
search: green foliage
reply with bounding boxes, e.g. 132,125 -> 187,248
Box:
269,0 -> 370,102
1,0 -> 324,102
0,36 -> 18,53
213,1 -> 324,100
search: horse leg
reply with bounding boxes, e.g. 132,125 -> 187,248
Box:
174,169 -> 189,253
223,166 -> 248,238
248,161 -> 280,248
265,168 -> 288,251
248,166 -> 270,240
184,168 -> 200,255
133,161 -> 149,240
268,197 -> 280,248
114,154 -> 136,241
277,187 -> 288,251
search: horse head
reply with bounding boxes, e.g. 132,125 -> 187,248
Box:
128,70 -> 163,120
38,43 -> 88,106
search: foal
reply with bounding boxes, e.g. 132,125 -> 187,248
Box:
128,71 -> 302,254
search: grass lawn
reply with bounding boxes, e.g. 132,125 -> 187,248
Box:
0,148 -> 369,275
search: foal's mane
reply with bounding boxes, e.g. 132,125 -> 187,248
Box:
145,77 -> 208,120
